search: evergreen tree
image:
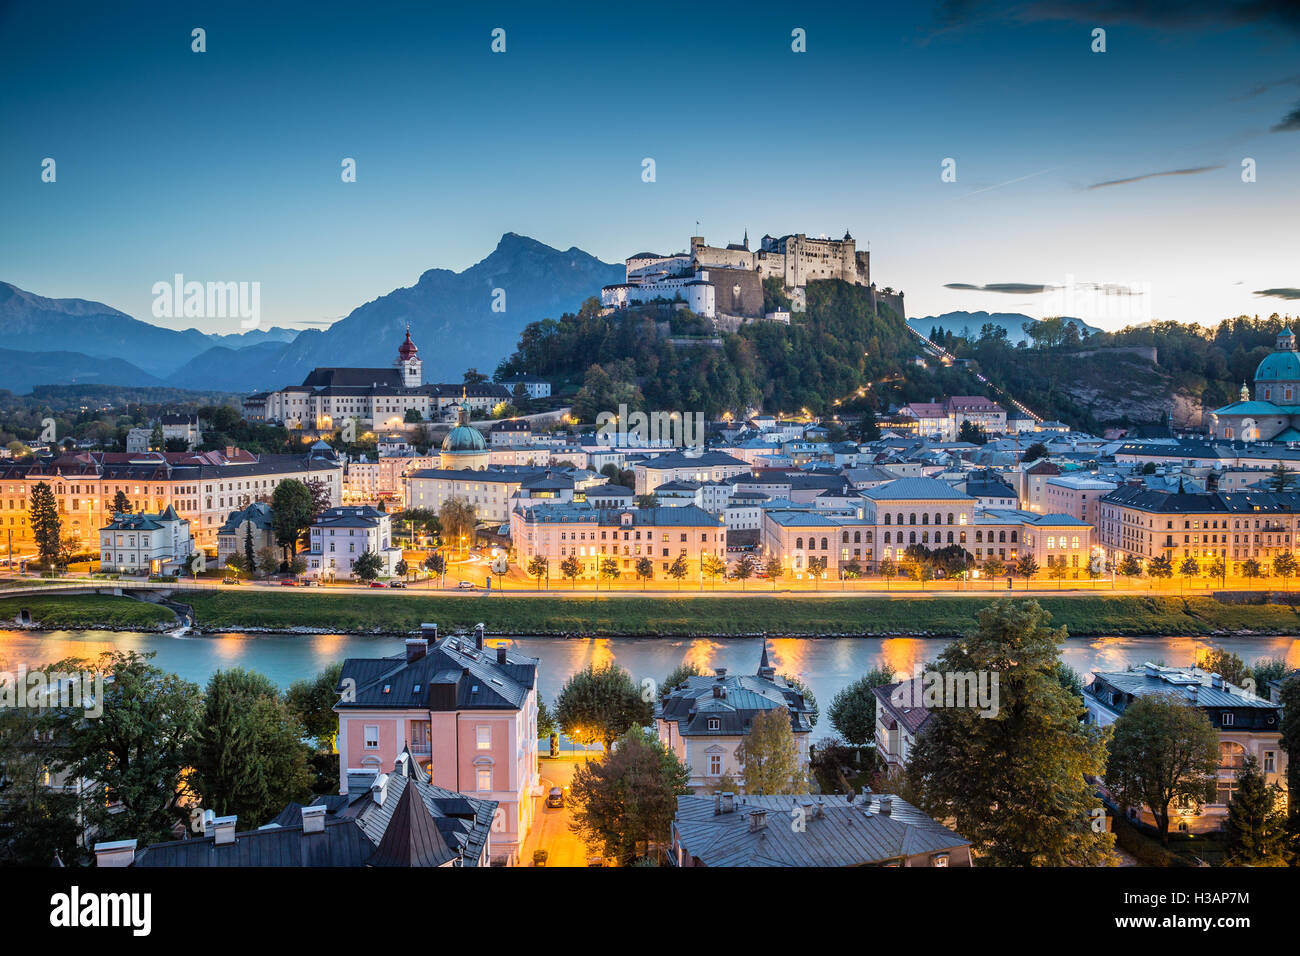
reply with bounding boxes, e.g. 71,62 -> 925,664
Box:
242,523 -> 256,577
28,481 -> 61,567
1279,674 -> 1300,840
1224,755 -> 1289,866
111,489 -> 132,515
906,600 -> 1115,865
270,479 -> 314,562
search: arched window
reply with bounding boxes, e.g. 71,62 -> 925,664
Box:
866,531 -> 873,543
1219,741 -> 1246,772
921,513 -> 929,525
922,531 -> 929,544
947,531 -> 954,544
999,531 -> 1006,543
934,513 -> 942,525
947,513 -> 954,525
842,531 -> 849,544
898,513 -> 904,526
884,513 -> 892,525
976,530 -> 983,543
795,537 -> 803,550
854,531 -> 861,543
1011,530 -> 1018,543
884,531 -> 892,544
821,537 -> 828,551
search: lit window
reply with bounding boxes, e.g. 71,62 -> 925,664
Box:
476,725 -> 491,750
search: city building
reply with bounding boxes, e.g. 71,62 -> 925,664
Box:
1209,328 -> 1300,441
633,449 -> 750,496
215,500 -> 275,569
98,505 -> 195,575
125,414 -> 203,453
498,376 -> 551,400
874,676 -> 933,770
305,505 -> 402,580
656,647 -> 814,792
334,626 -> 540,865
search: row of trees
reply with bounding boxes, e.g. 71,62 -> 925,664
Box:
0,652 -> 343,865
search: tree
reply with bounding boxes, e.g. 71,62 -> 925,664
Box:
635,494 -> 659,508
554,663 -> 653,751
906,601 -> 1115,865
148,422 -> 165,451
1206,555 -> 1227,587
828,666 -> 896,745
1224,755 -> 1289,866
1047,560 -> 1068,589
1107,693 -> 1220,846
285,661 -> 344,751
765,556 -> 783,590
807,555 -> 827,589
660,661 -> 703,700
58,651 -> 201,846
352,549 -> 383,582
29,481 -> 61,567
1277,674 -> 1300,840
223,553 -> 247,579
193,668 -> 313,826
851,409 -> 881,442
667,554 -> 689,590
1270,463 -> 1294,493
598,556 -> 620,589
730,553 -> 756,589
111,489 -> 132,515
702,553 -> 727,589
1272,551 -> 1297,589
1147,554 -> 1174,580
568,726 -> 690,865
634,556 -> 654,589
394,558 -> 409,579
270,479 -> 314,562
980,555 -> 1006,589
527,555 -> 548,588
1241,557 -> 1261,582
1022,442 -> 1049,463
1014,554 -> 1038,588
878,556 -> 897,589
1178,556 -> 1199,589
560,555 -> 582,587
536,698 -> 557,742
439,496 -> 476,553
1116,553 -> 1142,582
243,523 -> 257,577
424,552 -> 446,578
738,708 -> 807,795
257,545 -> 281,578
957,420 -> 988,445
841,558 -> 861,581
1196,646 -> 1249,687
403,408 -> 423,423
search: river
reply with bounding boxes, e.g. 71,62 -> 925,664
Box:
3,629 -> 1297,739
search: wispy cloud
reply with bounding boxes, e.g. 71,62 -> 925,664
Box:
1254,288 -> 1300,300
1086,165 -> 1222,189
1272,104 -> 1300,132
946,280 -> 1147,296
960,167 -> 1060,198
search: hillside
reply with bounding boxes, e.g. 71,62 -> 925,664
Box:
0,347 -> 167,394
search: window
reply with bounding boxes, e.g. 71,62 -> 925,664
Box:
1221,713 -> 1236,728
708,753 -> 722,775
1264,750 -> 1276,773
477,768 -> 492,791
476,725 -> 491,750
707,717 -> 720,731
364,725 -> 379,750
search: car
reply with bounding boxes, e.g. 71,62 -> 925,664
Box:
221,577 -> 241,585
457,580 -> 476,590
545,787 -> 564,809
586,855 -> 606,867
279,579 -> 299,587
367,581 -> 386,588
387,580 -> 406,588
532,849 -> 548,867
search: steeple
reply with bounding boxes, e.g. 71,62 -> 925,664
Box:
757,639 -> 776,681
743,228 -> 749,250
1241,381 -> 1250,402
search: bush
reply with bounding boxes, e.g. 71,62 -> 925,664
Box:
1110,812 -> 1190,867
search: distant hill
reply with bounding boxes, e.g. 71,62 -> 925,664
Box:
0,346 -> 166,394
907,311 -> 1103,345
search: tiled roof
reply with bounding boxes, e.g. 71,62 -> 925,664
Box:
336,636 -> 537,712
861,477 -> 973,502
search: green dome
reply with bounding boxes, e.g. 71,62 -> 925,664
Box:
1255,350 -> 1300,382
442,423 -> 486,453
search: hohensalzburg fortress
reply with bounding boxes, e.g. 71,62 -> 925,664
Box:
601,230 -> 903,324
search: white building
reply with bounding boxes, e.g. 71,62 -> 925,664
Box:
305,505 -> 402,580
99,506 -> 195,575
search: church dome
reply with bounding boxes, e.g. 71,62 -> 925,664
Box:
442,420 -> 487,454
1255,350 -> 1300,382
397,327 -> 418,361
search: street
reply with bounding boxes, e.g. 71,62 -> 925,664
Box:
520,756 -> 601,867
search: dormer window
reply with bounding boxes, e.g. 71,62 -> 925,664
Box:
707,717 -> 721,731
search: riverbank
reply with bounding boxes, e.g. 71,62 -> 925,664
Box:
5,590 -> 1298,638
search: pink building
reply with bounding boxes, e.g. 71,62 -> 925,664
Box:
335,624 -> 540,865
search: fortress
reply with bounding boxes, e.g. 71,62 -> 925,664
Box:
602,230 -> 903,324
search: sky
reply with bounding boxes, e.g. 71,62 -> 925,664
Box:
2,0 -> 1298,334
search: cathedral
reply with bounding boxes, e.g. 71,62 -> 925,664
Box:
1208,328 -> 1300,442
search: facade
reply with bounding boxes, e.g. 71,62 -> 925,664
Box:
1044,474 -> 1118,526
656,647 -> 814,792
335,627 -> 540,865
499,376 -> 551,400
406,466 -> 566,524
1086,663 -> 1288,834
99,506 -> 195,575
305,505 -> 402,580
633,449 -> 750,495
510,503 -> 726,581
1096,484 -> 1300,569
0,448 -> 340,553
215,500 -> 275,568
873,677 -> 933,770
672,791 -> 971,867
125,415 -> 203,453
1209,328 -> 1300,441
862,477 -> 976,565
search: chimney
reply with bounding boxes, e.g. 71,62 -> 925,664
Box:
712,684 -> 725,698
199,808 -> 215,837
1210,673 -> 1224,689
815,797 -> 825,820
714,793 -> 722,815
421,622 -> 438,643
1185,685 -> 1199,703
405,638 -> 428,662
93,838 -> 137,867
301,804 -> 326,834
880,797 -> 893,815
714,667 -> 727,679
371,772 -> 390,807
748,808 -> 768,832
394,752 -> 410,777
720,791 -> 735,814
212,815 -> 237,845
475,623 -> 485,650
1143,662 -> 1160,678
496,645 -> 508,666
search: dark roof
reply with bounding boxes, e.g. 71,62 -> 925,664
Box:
1100,483 -> 1300,515
657,652 -> 813,737
301,367 -> 404,388
366,778 -> 459,867
336,636 -> 537,712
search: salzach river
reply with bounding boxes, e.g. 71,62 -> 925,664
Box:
3,629 -> 1298,739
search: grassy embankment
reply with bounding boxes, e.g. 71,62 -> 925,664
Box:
0,594 -> 175,629
3,591 -> 1299,636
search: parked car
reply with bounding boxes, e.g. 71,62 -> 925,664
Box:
367,581 -> 386,588
387,580 -> 406,588
457,580 -> 476,590
586,855 -> 606,867
546,787 -> 564,809
279,579 -> 300,587
221,577 -> 241,585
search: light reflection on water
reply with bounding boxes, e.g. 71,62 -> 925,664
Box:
3,629 -> 1297,739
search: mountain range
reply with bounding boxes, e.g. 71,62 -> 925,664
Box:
0,234 -> 624,394
907,311 -> 1104,344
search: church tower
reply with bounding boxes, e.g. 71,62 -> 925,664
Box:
396,326 -> 422,387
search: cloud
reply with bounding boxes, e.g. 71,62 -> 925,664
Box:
1254,288 -> 1300,300
944,282 -> 1055,294
1272,104 -> 1300,132
934,0 -> 1300,33
1086,165 -> 1222,189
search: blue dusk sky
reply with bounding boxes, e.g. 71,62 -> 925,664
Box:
2,0 -> 1298,334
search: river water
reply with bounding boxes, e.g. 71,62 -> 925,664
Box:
3,629 -> 1297,739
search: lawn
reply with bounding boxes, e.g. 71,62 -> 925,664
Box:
0,594 -> 175,629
